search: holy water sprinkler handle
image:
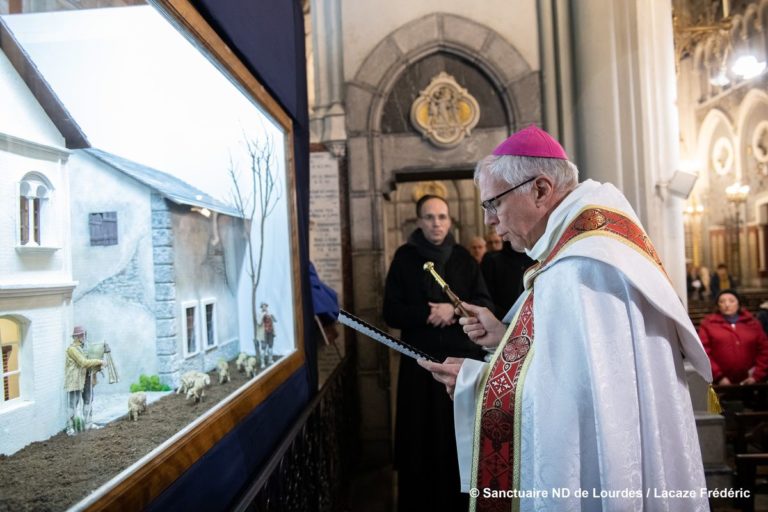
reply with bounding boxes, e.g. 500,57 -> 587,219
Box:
422,261 -> 474,318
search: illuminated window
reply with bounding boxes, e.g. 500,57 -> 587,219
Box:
0,318 -> 21,404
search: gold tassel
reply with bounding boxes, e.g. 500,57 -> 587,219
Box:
708,385 -> 722,414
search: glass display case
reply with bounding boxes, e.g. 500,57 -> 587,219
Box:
0,1 -> 304,509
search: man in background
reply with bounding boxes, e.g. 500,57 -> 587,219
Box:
383,194 -> 492,512
467,235 -> 487,263
484,230 -> 502,252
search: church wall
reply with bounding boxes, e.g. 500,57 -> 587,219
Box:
340,0 -> 539,82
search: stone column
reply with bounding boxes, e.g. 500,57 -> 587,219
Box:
151,193 -> 179,387
310,0 -> 347,149
537,0 -> 578,159
568,0 -> 687,297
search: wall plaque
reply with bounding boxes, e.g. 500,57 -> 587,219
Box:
410,72 -> 480,149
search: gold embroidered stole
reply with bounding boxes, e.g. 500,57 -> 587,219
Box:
470,206 -> 667,512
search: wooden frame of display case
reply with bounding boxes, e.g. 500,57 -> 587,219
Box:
76,1 -> 305,510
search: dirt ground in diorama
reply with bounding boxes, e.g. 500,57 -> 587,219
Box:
0,360 -> 277,512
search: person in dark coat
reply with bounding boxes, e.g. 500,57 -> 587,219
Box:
481,241 -> 534,317
698,289 -> 768,385
383,195 -> 492,512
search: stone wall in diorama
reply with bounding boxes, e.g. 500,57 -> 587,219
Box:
170,202 -> 243,381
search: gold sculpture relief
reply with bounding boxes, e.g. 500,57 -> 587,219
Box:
410,72 -> 480,149
412,181 -> 448,202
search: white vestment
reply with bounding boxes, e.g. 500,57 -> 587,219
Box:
454,180 -> 712,511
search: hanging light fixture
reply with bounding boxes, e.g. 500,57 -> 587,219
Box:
673,0 -> 766,85
732,55 -> 767,79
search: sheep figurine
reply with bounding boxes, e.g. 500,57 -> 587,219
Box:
244,356 -> 259,378
186,373 -> 211,403
128,392 -> 147,421
176,370 -> 210,396
217,359 -> 230,384
176,370 -> 200,395
235,352 -> 248,373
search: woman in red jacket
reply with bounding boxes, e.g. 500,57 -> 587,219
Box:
699,289 -> 768,385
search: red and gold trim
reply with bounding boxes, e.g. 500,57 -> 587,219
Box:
472,293 -> 534,512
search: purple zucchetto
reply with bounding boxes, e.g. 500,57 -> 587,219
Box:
492,125 -> 569,160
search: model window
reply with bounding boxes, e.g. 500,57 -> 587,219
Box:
18,173 -> 51,246
89,212 -> 118,246
184,305 -> 197,356
203,301 -> 217,348
0,319 -> 21,403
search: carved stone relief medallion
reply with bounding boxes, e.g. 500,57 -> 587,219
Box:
712,137 -> 734,176
410,72 -> 480,149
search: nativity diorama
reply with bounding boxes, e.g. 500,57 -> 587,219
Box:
0,4 -> 301,510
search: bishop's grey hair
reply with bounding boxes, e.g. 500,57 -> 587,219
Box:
474,155 -> 579,194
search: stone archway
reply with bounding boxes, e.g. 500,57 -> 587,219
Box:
344,12 -> 540,322
342,13 -> 541,466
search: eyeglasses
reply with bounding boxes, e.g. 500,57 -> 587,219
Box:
480,176 -> 537,216
420,213 -> 450,223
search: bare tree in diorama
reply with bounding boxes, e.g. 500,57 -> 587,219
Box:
228,134 -> 282,361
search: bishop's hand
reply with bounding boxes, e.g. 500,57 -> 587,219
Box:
457,302 -> 504,347
417,357 -> 464,400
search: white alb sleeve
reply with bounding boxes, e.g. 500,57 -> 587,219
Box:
454,358 -> 488,492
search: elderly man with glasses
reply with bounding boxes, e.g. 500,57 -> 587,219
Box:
418,125 -> 712,511
383,193 -> 493,512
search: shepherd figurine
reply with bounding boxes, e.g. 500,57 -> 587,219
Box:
64,326 -> 104,435
256,302 -> 277,367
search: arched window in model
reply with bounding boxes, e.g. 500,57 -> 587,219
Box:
18,173 -> 53,247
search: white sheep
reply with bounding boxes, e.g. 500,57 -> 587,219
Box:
217,360 -> 230,384
186,373 -> 211,403
244,356 -> 259,378
235,352 -> 248,373
127,392 -> 147,421
176,370 -> 209,396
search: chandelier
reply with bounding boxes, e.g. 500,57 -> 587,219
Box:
673,0 -> 766,85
